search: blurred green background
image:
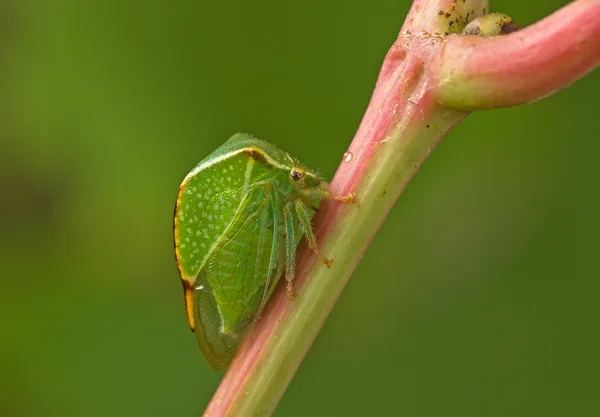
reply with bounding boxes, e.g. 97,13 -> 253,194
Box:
1,0 -> 598,416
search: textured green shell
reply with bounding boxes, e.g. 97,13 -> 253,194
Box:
174,133 -> 337,370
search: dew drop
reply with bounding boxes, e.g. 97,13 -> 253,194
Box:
343,152 -> 353,162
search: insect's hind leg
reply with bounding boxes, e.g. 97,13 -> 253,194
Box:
283,202 -> 297,299
294,199 -> 333,268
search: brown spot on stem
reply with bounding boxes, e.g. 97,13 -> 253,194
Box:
500,20 -> 520,34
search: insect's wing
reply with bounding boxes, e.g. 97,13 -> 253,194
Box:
193,186 -> 285,370
193,269 -> 243,371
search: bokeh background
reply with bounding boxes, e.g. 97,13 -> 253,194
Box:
1,0 -> 598,416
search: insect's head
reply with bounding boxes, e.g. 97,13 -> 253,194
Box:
289,166 -> 322,188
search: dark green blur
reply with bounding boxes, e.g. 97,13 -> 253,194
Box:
1,1 -> 598,416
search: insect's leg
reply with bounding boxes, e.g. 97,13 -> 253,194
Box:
256,187 -> 281,313
283,202 -> 297,299
300,187 -> 355,203
294,199 -> 333,267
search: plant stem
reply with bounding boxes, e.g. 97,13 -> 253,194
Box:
204,1 -> 599,415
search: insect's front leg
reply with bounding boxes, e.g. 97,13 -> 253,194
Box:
300,187 -> 355,203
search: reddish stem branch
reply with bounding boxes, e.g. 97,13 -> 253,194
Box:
435,0 -> 600,109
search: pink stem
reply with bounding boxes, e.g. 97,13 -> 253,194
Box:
435,0 -> 600,109
204,1 -> 598,415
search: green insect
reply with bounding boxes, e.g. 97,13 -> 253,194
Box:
174,133 -> 353,370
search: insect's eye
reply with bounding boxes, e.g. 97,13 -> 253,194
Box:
290,168 -> 305,182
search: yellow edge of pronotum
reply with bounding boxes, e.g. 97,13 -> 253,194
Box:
174,175 -> 198,331
183,282 -> 196,332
